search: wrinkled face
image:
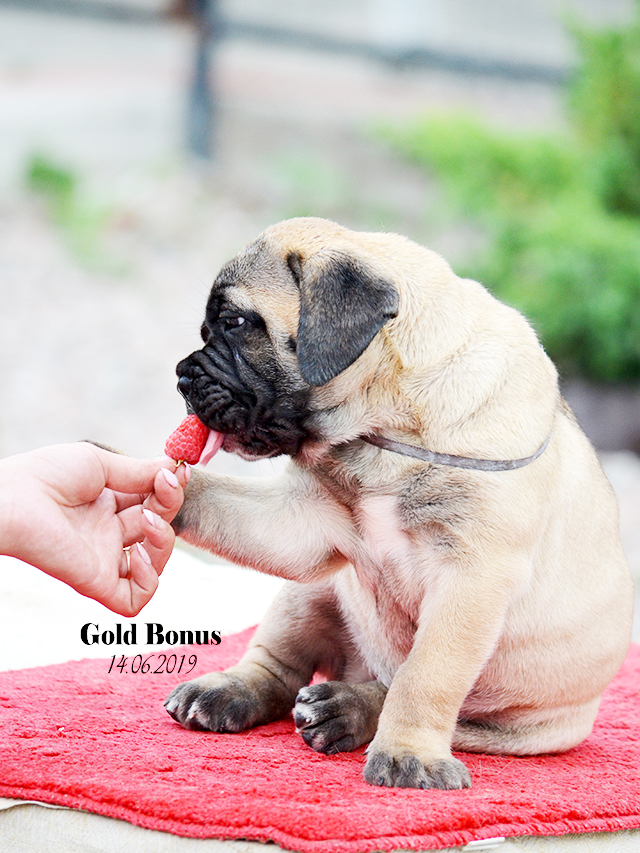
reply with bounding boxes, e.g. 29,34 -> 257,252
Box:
175,225 -> 399,460
176,240 -> 311,460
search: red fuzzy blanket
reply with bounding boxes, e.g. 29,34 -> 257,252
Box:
0,629 -> 639,852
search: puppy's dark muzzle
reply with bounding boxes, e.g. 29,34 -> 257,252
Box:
176,348 -> 309,458
177,375 -> 194,409
176,348 -> 259,430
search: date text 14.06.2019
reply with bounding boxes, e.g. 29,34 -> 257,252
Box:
107,652 -> 198,675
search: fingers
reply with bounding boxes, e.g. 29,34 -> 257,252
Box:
119,502 -> 176,576
84,448 -> 187,615
105,460 -> 187,615
104,505 -> 176,615
140,507 -> 176,578
127,542 -> 160,615
143,461 -> 189,524
105,542 -> 161,617
92,445 -> 180,499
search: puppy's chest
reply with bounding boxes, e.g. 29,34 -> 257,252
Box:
334,494 -> 431,685
352,494 -> 416,580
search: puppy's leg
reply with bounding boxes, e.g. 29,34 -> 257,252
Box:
173,465 -> 353,583
294,680 -> 387,754
453,698 -> 602,756
165,580 -> 351,732
363,548 -> 526,790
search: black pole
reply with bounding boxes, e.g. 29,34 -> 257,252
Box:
186,0 -> 219,159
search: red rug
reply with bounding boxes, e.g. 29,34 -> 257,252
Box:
0,629 -> 639,852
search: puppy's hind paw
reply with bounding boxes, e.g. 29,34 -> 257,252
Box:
364,751 -> 471,790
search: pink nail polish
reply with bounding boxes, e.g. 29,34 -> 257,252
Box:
161,467 -> 179,488
136,542 -> 152,565
143,508 -> 160,528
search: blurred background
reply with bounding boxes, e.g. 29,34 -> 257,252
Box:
0,0 -> 639,664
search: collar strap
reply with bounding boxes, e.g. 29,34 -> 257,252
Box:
363,431 -> 552,472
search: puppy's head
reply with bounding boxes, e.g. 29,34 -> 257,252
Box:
175,218 -> 399,460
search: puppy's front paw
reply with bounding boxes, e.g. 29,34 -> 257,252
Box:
164,673 -> 262,733
364,750 -> 471,790
293,681 -> 385,754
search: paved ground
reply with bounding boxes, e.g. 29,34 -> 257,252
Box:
0,6 -> 638,658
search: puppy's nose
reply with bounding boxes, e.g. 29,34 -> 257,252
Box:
177,375 -> 192,399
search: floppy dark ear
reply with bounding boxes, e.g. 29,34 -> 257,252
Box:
288,250 -> 399,386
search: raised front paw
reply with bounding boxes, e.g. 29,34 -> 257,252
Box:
364,750 -> 472,789
164,672 -> 263,733
293,681 -> 386,754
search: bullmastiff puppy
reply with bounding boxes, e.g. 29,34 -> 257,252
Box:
165,217 -> 633,789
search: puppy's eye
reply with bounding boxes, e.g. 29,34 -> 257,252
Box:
220,314 -> 246,331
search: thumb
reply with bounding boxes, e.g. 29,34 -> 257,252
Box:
91,445 -> 178,497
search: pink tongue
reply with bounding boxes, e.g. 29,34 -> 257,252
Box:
198,430 -> 224,466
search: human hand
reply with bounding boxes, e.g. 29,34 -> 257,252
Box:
0,443 -> 189,616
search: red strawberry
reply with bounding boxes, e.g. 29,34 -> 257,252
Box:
165,414 -> 210,464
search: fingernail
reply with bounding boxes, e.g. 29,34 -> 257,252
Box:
183,462 -> 191,482
143,508 -> 161,528
136,542 -> 152,565
161,468 -> 179,488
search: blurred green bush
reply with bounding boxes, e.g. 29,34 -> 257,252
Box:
384,0 -> 640,383
26,154 -> 119,270
26,154 -> 77,223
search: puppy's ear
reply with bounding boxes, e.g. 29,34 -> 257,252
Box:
287,251 -> 399,386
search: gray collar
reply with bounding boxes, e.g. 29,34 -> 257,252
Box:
363,432 -> 552,472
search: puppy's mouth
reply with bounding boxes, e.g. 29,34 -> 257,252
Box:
176,347 -> 310,461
